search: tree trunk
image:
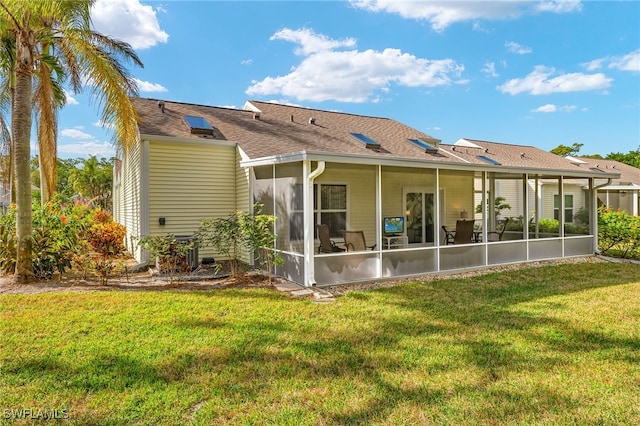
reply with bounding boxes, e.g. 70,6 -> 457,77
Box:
13,30 -> 34,284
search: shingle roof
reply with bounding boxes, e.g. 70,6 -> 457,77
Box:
131,97 -> 619,178
576,157 -> 640,186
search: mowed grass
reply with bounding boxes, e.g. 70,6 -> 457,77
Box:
1,262 -> 640,425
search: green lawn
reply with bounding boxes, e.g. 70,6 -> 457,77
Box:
1,262 -> 640,425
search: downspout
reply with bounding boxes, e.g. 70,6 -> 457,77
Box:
592,178 -> 613,255
304,160 -> 326,286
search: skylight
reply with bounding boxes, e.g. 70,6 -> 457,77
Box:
184,115 -> 214,135
408,138 -> 439,152
351,133 -> 381,150
477,155 -> 501,166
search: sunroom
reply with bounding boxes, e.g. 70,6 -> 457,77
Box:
245,150 -> 614,287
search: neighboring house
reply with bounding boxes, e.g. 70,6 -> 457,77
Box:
574,157 -> 640,216
114,98 -> 619,286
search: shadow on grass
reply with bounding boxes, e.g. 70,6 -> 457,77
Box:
2,262 -> 638,424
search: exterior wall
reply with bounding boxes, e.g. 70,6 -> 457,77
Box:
542,183 -> 586,221
117,141 -> 145,261
147,140 -> 238,261
381,167 -> 435,219
439,171 -> 475,227
317,163 -> 377,243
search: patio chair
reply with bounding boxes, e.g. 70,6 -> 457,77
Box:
342,230 -> 376,252
453,219 -> 474,244
317,224 -> 345,253
442,225 -> 455,245
487,217 -> 510,242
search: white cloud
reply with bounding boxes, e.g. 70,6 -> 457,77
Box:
271,28 -> 356,55
505,41 -> 532,54
247,28 -> 465,103
91,0 -> 169,49
610,50 -> 640,72
58,142 -> 115,158
94,120 -> 115,130
535,0 -> 582,13
581,49 -> 640,72
482,62 -> 499,78
497,65 -> 612,95
64,90 -> 79,105
133,78 -> 168,93
241,59 -> 253,65
349,0 -> 581,31
532,104 -> 577,113
61,128 -> 95,140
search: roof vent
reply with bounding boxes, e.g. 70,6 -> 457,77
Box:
253,112 -> 261,120
309,117 -> 316,125
290,114 -> 294,122
157,100 -> 165,113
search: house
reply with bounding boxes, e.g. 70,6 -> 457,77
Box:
574,157 -> 640,215
114,98 -> 619,286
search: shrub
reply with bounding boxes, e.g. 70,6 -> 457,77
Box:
195,204 -> 282,280
138,234 -> 195,283
0,198 -> 128,281
598,208 -> 640,258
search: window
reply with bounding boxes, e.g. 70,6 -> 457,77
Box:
318,184 -> 347,238
554,194 -> 574,223
290,183 -> 347,240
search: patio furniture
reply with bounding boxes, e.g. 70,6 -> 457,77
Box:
486,217 -> 510,242
342,230 -> 376,252
317,224 -> 345,253
442,225 -> 455,245
453,219 -> 474,244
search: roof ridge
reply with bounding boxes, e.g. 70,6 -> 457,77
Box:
248,100 -> 394,121
134,97 -> 246,113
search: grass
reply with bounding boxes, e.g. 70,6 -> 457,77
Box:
1,262 -> 640,425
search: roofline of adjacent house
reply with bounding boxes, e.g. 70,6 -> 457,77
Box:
598,184 -> 640,191
239,149 -> 621,179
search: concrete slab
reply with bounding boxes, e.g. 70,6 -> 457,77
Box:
290,289 -> 314,297
275,282 -> 305,292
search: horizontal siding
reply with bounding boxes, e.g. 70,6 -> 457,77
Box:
148,141 -> 237,260
319,164 -> 377,241
439,171 -> 474,228
119,142 -> 143,260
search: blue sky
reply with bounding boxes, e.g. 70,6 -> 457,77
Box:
55,0 -> 639,159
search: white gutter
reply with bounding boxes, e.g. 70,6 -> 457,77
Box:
305,161 -> 326,286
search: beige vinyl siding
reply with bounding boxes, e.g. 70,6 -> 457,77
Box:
235,148 -> 251,213
235,149 -> 251,263
317,163 -> 377,242
148,140 -> 237,260
118,142 -> 144,261
542,183 -> 587,222
381,167 -> 435,219
439,170 -> 474,228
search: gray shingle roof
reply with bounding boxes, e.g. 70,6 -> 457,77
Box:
131,97 -> 619,178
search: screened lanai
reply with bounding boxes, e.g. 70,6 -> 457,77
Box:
248,157 -> 602,287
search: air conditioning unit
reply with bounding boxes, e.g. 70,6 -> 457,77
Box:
175,235 -> 199,270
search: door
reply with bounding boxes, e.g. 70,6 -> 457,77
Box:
405,190 -> 435,244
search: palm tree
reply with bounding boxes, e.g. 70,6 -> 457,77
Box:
0,0 -> 142,283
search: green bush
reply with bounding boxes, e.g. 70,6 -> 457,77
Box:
0,197 -> 127,280
598,208 -> 640,258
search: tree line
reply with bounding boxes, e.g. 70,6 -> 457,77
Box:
0,1 -> 142,284
550,142 -> 640,168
